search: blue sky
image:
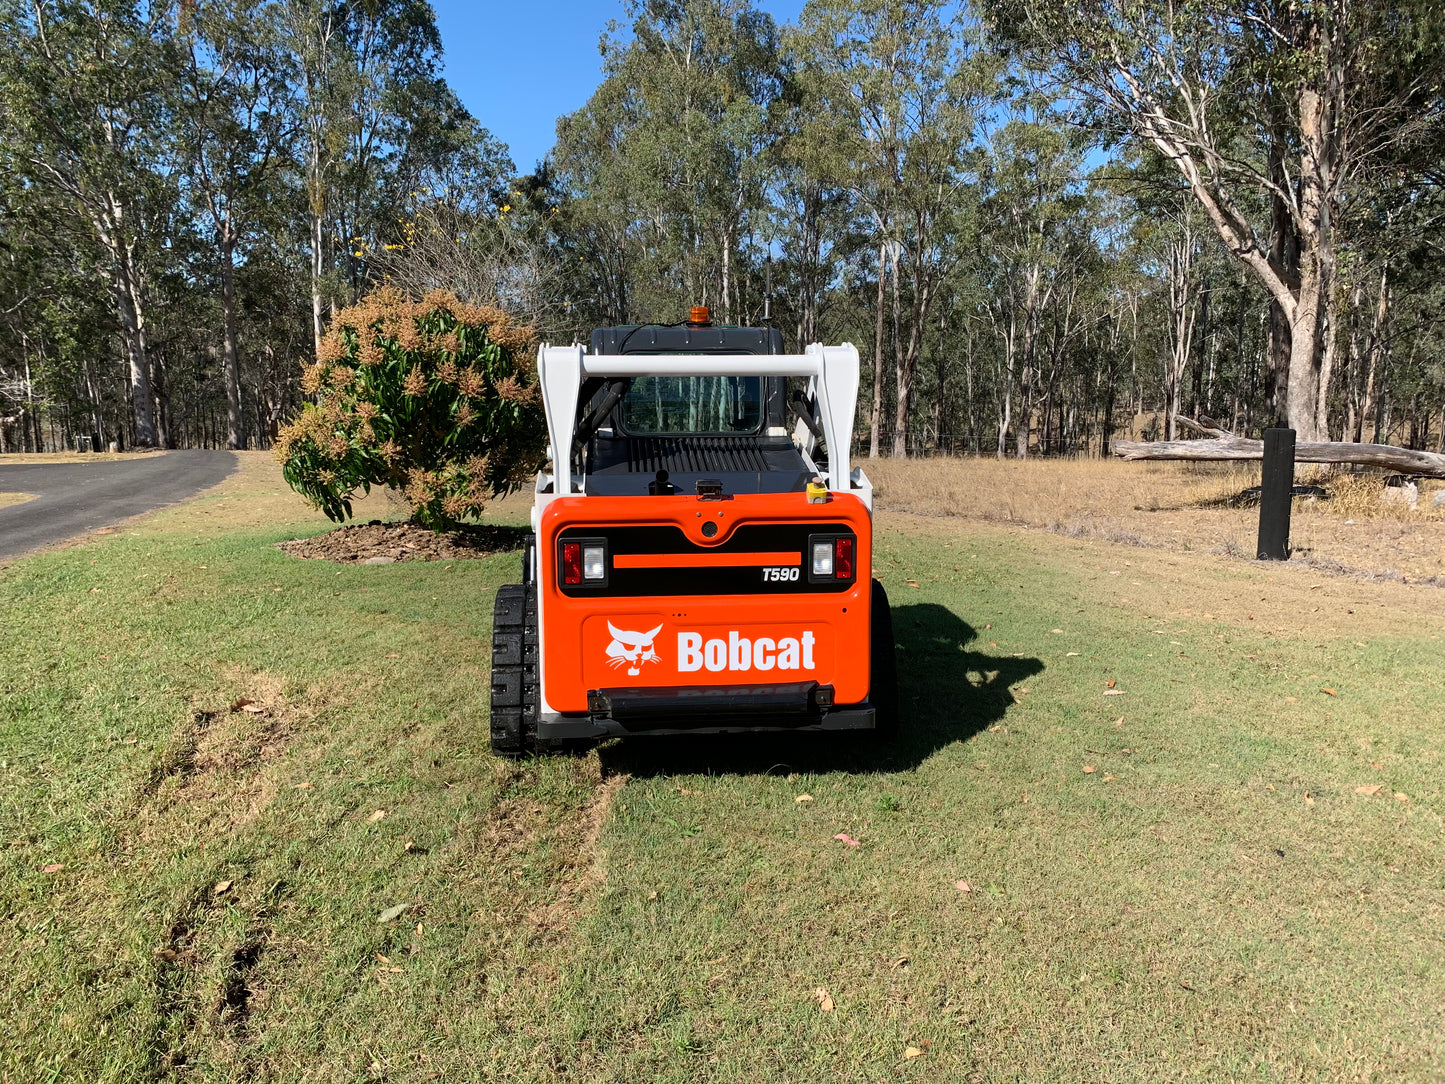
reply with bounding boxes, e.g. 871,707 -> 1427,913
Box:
430,0 -> 807,175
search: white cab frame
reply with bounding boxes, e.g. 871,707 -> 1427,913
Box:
534,342 -> 870,517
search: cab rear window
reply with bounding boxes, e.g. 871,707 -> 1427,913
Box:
618,376 -> 762,435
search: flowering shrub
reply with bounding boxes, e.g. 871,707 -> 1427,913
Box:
275,287 -> 546,530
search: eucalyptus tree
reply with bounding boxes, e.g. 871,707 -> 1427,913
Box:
553,0 -> 782,324
792,0 -> 995,456
277,0 -> 346,355
987,0 -> 1445,442
0,0 -> 183,447
179,0 -> 296,449
974,115 -> 1092,456
771,25 -> 863,348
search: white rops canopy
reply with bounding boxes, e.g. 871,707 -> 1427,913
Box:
536,342 -> 863,497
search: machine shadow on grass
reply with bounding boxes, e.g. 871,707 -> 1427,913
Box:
597,601 -> 1044,778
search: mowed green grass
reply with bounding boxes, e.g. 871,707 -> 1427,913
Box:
2,458 -> 1443,1083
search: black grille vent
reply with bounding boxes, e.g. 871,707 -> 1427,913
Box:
626,436 -> 771,474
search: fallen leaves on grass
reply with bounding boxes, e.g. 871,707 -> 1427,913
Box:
904,1047 -> 924,1059
1304,791 -> 1315,807
377,903 -> 408,924
814,987 -> 835,1012
229,697 -> 265,713
40,863 -> 62,874
1395,793 -> 1410,802
955,880 -> 971,893
1354,784 -> 1384,796
1105,679 -> 1116,688
833,833 -> 861,847
1082,765 -> 1096,774
213,880 -> 233,895
1321,688 -> 1338,697
368,809 -> 387,822
795,794 -> 814,804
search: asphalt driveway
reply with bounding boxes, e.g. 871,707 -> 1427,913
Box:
0,451 -> 237,561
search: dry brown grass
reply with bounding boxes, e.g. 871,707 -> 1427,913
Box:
159,451 -> 533,538
866,456 -> 1445,584
0,449 -> 158,464
0,491 -> 36,509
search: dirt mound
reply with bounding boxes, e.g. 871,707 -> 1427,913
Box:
279,520 -> 527,563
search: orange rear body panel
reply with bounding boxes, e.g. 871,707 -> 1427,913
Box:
538,492 -> 873,714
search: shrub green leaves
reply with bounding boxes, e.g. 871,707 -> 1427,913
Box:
275,288 -> 545,529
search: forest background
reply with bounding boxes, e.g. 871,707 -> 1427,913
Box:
1,0 -> 1442,462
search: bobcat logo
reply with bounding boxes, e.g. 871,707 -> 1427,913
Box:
605,622 -> 663,676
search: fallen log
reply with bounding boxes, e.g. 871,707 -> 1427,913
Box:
1113,418 -> 1445,478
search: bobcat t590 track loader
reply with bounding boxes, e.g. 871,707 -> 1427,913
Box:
489,307 -> 897,756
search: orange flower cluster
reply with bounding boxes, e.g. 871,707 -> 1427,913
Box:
276,286 -> 545,530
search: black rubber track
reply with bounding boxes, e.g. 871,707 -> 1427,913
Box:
869,578 -> 900,736
490,584 -> 538,758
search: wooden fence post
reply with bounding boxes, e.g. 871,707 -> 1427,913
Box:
1257,428 -> 1296,560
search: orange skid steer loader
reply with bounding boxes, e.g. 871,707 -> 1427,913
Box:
489,307 -> 897,756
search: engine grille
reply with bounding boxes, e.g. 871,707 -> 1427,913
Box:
625,436 -> 771,474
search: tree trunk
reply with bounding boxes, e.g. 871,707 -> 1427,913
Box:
892,290 -> 926,459
221,233 -> 246,450
114,251 -> 158,448
1315,291 -> 1338,441
1285,255 -> 1325,440
1016,265 -> 1040,459
1357,265 -> 1387,442
1165,229 -> 1196,440
888,240 -> 902,455
868,243 -> 885,459
310,207 -> 326,358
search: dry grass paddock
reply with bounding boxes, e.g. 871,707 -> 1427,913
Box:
0,449 -> 159,464
866,456 -> 1445,584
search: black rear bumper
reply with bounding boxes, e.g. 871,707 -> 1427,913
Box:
539,680 -> 876,738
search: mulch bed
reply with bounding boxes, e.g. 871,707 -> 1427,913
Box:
278,520 -> 526,563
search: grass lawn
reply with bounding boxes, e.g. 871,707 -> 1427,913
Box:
2,454 -> 1442,1083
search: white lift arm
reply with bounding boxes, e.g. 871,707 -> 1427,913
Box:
537,343 -> 862,496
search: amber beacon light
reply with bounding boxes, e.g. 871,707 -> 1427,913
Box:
688,305 -> 711,326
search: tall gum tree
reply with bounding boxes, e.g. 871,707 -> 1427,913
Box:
0,0 -> 179,447
179,0 -> 295,450
794,0 -> 994,456
987,0 -> 1445,441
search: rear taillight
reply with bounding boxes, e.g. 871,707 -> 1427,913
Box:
807,532 -> 856,584
560,537 -> 607,587
582,543 -> 606,581
811,541 -> 834,577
